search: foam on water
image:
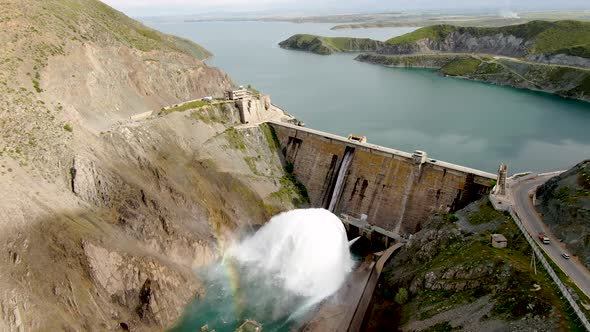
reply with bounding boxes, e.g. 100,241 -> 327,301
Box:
228,208 -> 354,301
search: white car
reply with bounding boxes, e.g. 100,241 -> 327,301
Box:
561,252 -> 570,259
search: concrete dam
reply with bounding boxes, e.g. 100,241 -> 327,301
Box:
268,121 -> 496,235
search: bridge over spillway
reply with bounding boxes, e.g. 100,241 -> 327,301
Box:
268,121 -> 496,236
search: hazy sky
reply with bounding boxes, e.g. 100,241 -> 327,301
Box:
100,0 -> 590,17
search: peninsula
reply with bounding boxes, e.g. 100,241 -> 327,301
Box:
279,34 -> 384,55
280,20 -> 590,102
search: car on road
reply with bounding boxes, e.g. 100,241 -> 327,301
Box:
538,232 -> 550,244
562,252 -> 570,259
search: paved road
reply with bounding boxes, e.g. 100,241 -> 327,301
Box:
511,175 -> 590,298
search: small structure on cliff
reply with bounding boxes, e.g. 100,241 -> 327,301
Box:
491,233 -> 508,248
224,87 -> 273,124
225,87 -> 251,100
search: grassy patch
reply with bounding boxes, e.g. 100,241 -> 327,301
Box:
467,199 -> 507,225
32,79 -> 42,93
244,156 -> 260,176
162,100 -> 208,114
270,164 -> 309,206
440,57 -> 482,76
224,127 -> 246,151
386,24 -> 458,45
533,20 -> 590,57
260,123 -> 279,151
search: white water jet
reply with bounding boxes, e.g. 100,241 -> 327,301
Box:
228,208 -> 354,303
328,149 -> 354,212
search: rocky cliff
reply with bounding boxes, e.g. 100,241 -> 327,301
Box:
382,21 -> 590,69
355,53 -> 590,102
363,198 -> 575,331
278,34 -> 384,55
0,1 -> 299,331
537,161 -> 590,269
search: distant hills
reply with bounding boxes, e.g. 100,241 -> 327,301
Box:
279,20 -> 590,102
383,20 -> 590,61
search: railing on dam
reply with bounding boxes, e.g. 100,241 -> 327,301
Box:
347,243 -> 404,332
509,208 -> 590,331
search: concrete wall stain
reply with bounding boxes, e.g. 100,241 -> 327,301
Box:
270,123 -> 494,235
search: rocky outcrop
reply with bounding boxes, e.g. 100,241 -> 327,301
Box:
380,21 -> 590,69
379,31 -> 531,58
83,241 -> 205,327
528,53 -> 590,69
363,200 -> 565,331
537,160 -> 590,269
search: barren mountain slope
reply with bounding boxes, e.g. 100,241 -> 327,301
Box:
0,1 -> 298,331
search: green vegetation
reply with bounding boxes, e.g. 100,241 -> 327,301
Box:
386,24 -> 458,46
270,164 -> 309,206
279,34 -> 383,55
440,57 -> 482,76
385,20 -> 590,58
43,0 -> 211,60
532,20 -> 590,58
190,104 -> 230,125
260,123 -> 279,151
270,174 -> 309,206
224,127 -> 246,151
423,322 -> 457,332
246,84 -> 260,97
161,100 -> 208,114
371,197 -> 584,330
394,288 -> 409,304
467,199 -> 508,225
63,123 -> 73,132
442,214 -> 459,222
244,156 -> 260,176
578,163 -> 590,190
32,79 -> 42,93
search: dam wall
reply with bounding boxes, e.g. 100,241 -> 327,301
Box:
268,121 -> 496,234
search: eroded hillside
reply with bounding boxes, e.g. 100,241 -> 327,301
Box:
0,0 -> 299,330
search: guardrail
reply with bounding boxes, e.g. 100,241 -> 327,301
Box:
508,208 -> 590,331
